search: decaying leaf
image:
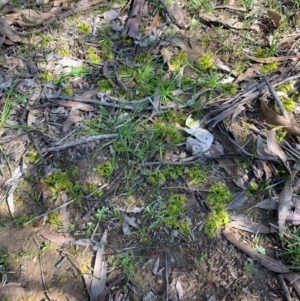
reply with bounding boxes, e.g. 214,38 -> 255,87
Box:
284,272 -> 300,296
91,230 -> 108,301
170,5 -> 186,26
161,48 -> 175,71
209,144 -> 246,189
152,257 -> 159,275
244,53 -> 295,63
62,110 -> 83,133
267,10 -> 281,27
278,170 -> 299,236
0,18 -> 20,45
0,285 -> 32,298
38,229 -> 75,246
199,13 -> 261,31
234,65 -> 261,83
286,198 -> 300,225
145,12 -> 159,31
226,220 -> 270,233
176,280 -> 184,300
253,196 -> 279,210
122,0 -> 147,38
16,9 -> 53,25
98,9 -> 119,23
57,100 -> 94,112
223,230 -> 290,273
266,127 -> 290,172
227,193 -> 248,210
261,100 -> 300,136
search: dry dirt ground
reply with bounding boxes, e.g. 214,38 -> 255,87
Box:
1,0 -> 300,300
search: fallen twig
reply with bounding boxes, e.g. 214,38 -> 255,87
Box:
42,133 -> 118,153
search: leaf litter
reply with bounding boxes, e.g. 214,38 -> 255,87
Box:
1,0 -> 300,300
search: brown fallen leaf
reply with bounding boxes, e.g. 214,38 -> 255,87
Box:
199,13 -> 261,31
214,5 -> 246,11
260,100 -> 300,136
0,18 -> 20,46
278,169 -> 299,236
209,144 -> 246,189
223,229 -> 290,273
38,229 -> 75,246
244,53 -> 295,63
161,48 -> 175,71
267,10 -> 281,27
170,5 -> 186,26
122,0 -> 147,39
57,100 -> 94,112
284,272 -> 300,296
16,9 -> 53,25
226,220 -> 270,233
234,65 -> 261,83
145,12 -> 159,31
63,110 -> 83,133
266,127 -> 290,172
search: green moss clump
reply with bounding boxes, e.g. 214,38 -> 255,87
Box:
147,168 -> 166,185
282,97 -> 295,111
153,119 -> 182,144
162,194 -> 191,235
42,169 -> 81,197
170,51 -> 188,70
48,211 -> 62,227
207,182 -> 233,206
39,70 -> 54,82
96,161 -> 114,177
57,47 -> 69,56
204,208 -> 230,237
204,182 -> 232,237
222,83 -> 238,96
86,47 -> 101,63
165,165 -> 184,180
97,79 -> 113,92
83,183 -> 103,197
187,164 -> 206,184
61,87 -> 74,96
275,127 -> 287,143
260,62 -> 279,73
78,21 -> 91,34
197,52 -> 214,70
25,150 -> 39,163
163,110 -> 187,125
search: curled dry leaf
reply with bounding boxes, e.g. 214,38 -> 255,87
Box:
63,110 -> 83,133
0,18 -> 20,45
261,100 -> 300,136
199,13 -> 261,31
170,5 -> 186,26
226,220 -> 270,233
57,100 -> 94,112
234,65 -> 261,83
244,53 -> 295,63
277,169 -> 299,236
37,229 -> 75,246
266,127 -> 290,172
145,12 -> 159,31
16,9 -> 53,25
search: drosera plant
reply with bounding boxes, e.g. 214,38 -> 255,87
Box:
96,160 -> 114,178
204,182 -> 233,237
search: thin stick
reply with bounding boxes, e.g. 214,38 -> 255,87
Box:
165,252 -> 168,301
34,238 -> 52,301
264,76 -> 290,121
42,133 -> 118,153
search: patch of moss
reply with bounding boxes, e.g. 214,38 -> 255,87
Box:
57,47 -> 69,56
25,150 -> 39,163
222,83 -> 238,96
197,52 -> 215,70
207,182 -> 233,206
96,161 -> 114,178
165,165 -> 184,180
163,109 -> 187,125
39,34 -> 56,47
260,62 -> 279,73
86,47 -> 101,63
170,51 -> 188,70
153,118 -> 182,144
199,34 -> 211,46
98,79 -> 113,92
204,207 -> 230,237
275,127 -> 287,142
39,70 -> 54,82
83,183 -> 104,197
42,169 -> 82,198
78,21 -> 91,34
147,168 -> 167,185
61,86 -> 74,96
48,211 -> 62,227
187,164 -> 206,184
282,97 -> 295,111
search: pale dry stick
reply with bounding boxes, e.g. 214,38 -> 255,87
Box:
275,250 -> 292,301
264,76 -> 290,121
41,133 -> 118,153
24,184 -> 108,225
82,222 -> 99,255
165,252 -> 168,301
34,238 -> 52,301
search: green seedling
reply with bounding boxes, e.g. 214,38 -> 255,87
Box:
96,161 -> 114,178
95,207 -> 109,222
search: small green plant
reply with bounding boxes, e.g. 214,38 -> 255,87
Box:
39,70 -> 55,82
282,97 -> 295,111
114,252 -> 136,279
245,261 -> 255,275
97,79 -> 113,92
187,164 -> 206,184
147,168 -> 167,185
197,52 -> 215,70
83,182 -> 104,197
78,21 -> 91,34
86,47 -> 101,63
170,51 -> 188,70
96,161 -> 114,177
48,211 -> 62,227
95,207 -> 109,222
61,86 -> 74,96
